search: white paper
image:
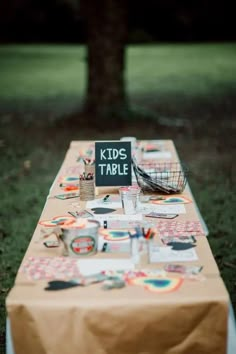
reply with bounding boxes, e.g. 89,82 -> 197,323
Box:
86,197 -> 122,209
149,246 -> 198,263
97,237 -> 130,253
142,151 -> 172,160
77,258 -> 134,276
94,213 -> 143,223
138,203 -> 186,215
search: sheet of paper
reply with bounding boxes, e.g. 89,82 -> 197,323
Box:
149,246 -> 198,263
77,258 -> 134,276
86,197 -> 122,209
138,203 -> 186,214
98,236 -> 130,252
93,214 -> 143,229
142,151 -> 172,160
94,214 -> 143,223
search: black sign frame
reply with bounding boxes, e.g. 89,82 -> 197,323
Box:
95,141 -> 132,187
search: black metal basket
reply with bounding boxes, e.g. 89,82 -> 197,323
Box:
132,160 -> 188,194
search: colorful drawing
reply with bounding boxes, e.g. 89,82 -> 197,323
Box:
63,185 -> 79,192
58,176 -> 80,185
99,228 -> 130,241
143,143 -> 162,152
39,215 -> 76,227
78,145 -> 95,160
151,196 -> 192,204
128,276 -> 183,293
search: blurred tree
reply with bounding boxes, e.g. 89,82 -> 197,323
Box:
82,0 -> 128,119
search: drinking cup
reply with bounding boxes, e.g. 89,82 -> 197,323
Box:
119,186 -> 140,215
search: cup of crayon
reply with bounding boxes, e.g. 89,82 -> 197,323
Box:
80,172 -> 95,201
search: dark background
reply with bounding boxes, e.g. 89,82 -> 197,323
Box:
0,0 -> 235,44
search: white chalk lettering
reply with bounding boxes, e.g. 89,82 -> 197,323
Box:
112,164 -> 117,175
119,148 -> 127,160
107,148 -> 113,160
106,164 -> 112,175
99,164 -> 106,175
123,164 -> 128,175
100,163 -> 129,176
100,149 -> 106,160
113,149 -> 119,159
99,147 -> 128,161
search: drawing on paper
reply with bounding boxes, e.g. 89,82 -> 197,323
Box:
99,229 -> 130,241
128,276 -> 183,293
151,196 -> 192,204
39,215 -> 76,227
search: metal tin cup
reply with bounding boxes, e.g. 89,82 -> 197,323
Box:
80,179 -> 95,201
61,219 -> 100,257
119,186 -> 140,215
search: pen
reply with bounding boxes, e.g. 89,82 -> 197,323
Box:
103,194 -> 110,202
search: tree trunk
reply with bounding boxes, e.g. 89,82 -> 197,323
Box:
83,0 -> 128,119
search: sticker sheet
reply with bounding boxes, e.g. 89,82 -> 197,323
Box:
19,256 -> 81,281
154,220 -> 205,237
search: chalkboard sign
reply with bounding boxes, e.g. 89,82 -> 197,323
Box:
95,141 -> 132,186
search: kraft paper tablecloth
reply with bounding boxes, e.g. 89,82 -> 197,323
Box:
6,140 -> 229,354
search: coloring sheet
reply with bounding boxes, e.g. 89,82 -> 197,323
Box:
138,203 -> 186,215
149,245 -> 198,263
77,258 -> 134,276
142,151 -> 172,160
86,196 -> 122,209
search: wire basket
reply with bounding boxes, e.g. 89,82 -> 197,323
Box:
132,160 -> 188,194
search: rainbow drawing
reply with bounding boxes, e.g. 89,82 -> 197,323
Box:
128,276 -> 183,293
99,228 -> 131,242
39,215 -> 76,227
152,196 -> 191,204
59,176 -> 80,185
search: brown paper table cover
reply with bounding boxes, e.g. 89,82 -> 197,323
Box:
7,277 -> 228,354
6,140 -> 229,354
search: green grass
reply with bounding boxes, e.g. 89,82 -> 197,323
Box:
0,43 -> 236,350
0,43 -> 236,115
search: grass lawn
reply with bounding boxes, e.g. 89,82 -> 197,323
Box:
0,43 -> 236,350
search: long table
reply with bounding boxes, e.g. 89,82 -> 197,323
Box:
6,140 -> 236,354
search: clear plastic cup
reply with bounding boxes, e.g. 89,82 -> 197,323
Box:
119,186 -> 140,215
